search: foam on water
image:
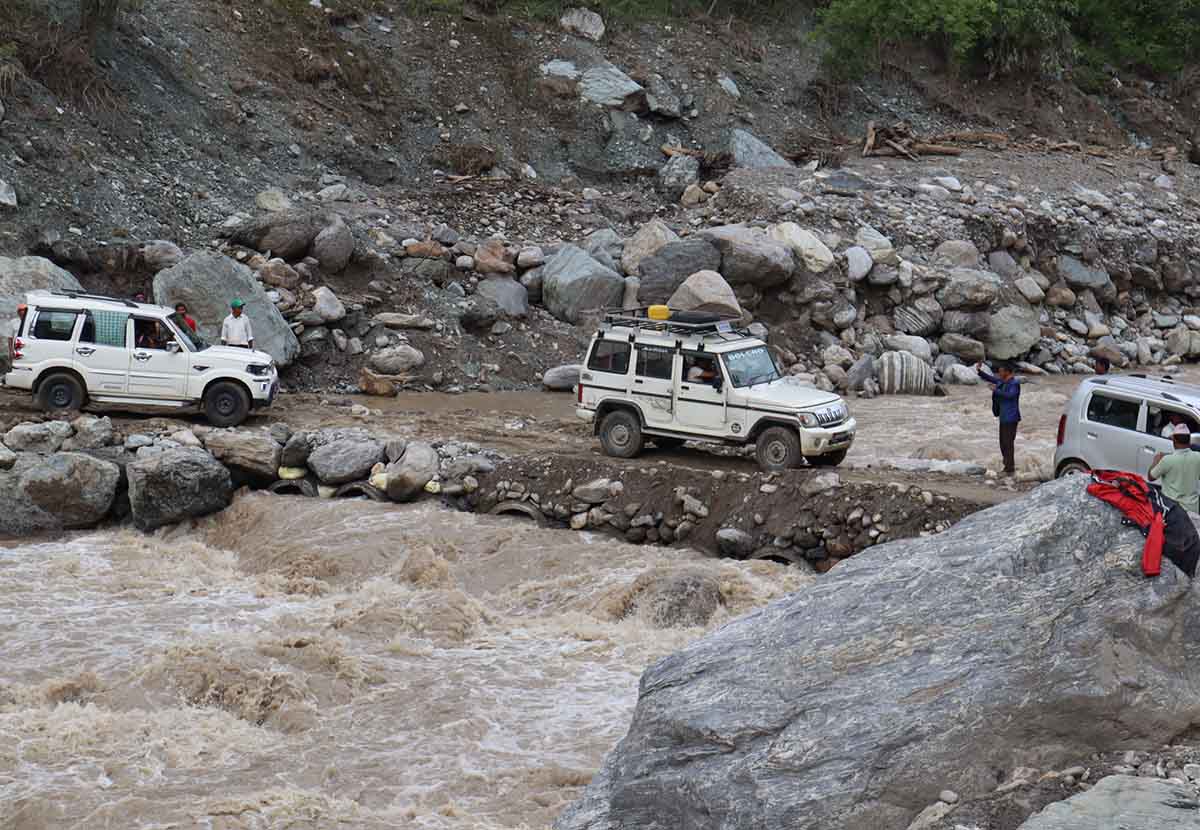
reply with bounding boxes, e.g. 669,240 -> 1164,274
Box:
0,494 -> 804,829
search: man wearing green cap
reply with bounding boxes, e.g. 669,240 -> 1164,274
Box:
221,298 -> 254,349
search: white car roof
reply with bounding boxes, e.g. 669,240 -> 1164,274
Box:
598,324 -> 766,354
1084,374 -> 1200,409
26,290 -> 170,317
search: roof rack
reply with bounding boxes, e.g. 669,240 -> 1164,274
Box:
601,307 -> 751,339
48,290 -> 140,309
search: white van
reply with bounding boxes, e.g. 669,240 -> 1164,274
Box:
4,290 -> 278,426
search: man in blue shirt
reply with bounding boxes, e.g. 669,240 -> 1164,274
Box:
976,361 -> 1021,475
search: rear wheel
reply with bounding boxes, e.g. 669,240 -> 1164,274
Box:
1056,460 -> 1090,478
809,449 -> 848,467
204,381 -> 251,427
599,410 -> 643,459
37,373 -> 85,413
755,426 -> 803,472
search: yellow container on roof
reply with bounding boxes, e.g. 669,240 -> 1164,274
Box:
647,305 -> 671,321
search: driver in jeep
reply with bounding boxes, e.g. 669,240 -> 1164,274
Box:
686,357 -> 718,385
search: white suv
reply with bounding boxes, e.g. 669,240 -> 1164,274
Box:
1054,373 -> 1200,478
576,308 -> 856,471
4,290 -> 278,427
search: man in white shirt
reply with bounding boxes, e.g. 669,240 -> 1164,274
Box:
221,298 -> 254,349
686,357 -> 717,384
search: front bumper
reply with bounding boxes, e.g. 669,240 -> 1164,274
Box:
252,377 -> 278,406
799,417 -> 856,456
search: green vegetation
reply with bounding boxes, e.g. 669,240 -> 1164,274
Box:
813,0 -> 1200,79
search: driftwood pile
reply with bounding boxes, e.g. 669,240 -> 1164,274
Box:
861,121 -> 1007,160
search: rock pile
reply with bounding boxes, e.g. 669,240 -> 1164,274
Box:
556,476 -> 1200,830
0,415 -> 502,533
469,457 -> 976,569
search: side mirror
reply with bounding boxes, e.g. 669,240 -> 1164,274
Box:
714,377 -> 724,392
165,341 -> 181,354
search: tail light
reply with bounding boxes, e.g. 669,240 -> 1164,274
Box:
577,381 -> 583,403
1056,414 -> 1066,447
10,338 -> 22,361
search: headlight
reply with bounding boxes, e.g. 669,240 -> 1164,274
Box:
247,363 -> 271,376
798,412 -> 819,428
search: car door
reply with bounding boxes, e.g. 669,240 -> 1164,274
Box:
580,338 -> 632,409
26,307 -> 81,371
126,317 -> 189,399
633,344 -> 675,427
674,351 -> 727,434
75,309 -> 131,395
1082,390 -> 1143,473
1137,403 -> 1199,477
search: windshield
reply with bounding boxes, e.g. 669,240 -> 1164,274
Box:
168,312 -> 209,351
723,346 -> 781,388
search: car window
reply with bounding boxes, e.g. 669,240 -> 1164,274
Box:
588,340 -> 631,375
1146,405 -> 1199,437
30,310 -> 78,341
1086,393 -> 1141,431
682,353 -> 721,384
636,345 -> 673,380
133,318 -> 175,351
80,310 -> 129,348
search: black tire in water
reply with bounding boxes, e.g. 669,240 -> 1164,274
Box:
755,425 -> 803,472
1056,460 -> 1090,478
204,381 -> 251,428
599,409 -> 643,459
808,449 -> 848,467
36,372 -> 85,413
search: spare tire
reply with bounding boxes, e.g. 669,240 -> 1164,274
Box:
670,310 -> 724,325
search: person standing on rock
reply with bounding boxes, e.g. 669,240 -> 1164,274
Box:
1149,424 -> 1200,512
221,299 -> 254,349
976,361 -> 1021,476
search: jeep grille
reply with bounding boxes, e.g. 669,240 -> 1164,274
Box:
814,403 -> 848,427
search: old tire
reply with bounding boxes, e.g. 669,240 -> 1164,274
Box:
37,372 -> 85,413
808,449 -> 848,467
599,410 -> 643,459
755,426 -> 802,472
1056,459 -> 1090,478
204,381 -> 251,428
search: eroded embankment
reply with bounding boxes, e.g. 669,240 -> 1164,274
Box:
466,456 -> 984,572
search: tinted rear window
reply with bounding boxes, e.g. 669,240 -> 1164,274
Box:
588,340 -> 631,375
1086,393 -> 1140,431
636,346 -> 673,379
31,310 -> 78,341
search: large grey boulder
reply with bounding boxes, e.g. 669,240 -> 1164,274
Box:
61,415 -> 114,451
882,334 -> 932,363
0,452 -> 121,532
987,305 -> 1041,360
306,438 -> 384,485
370,344 -> 425,374
579,63 -> 644,109
699,225 -> 794,288
638,240 -> 722,304
939,332 -> 986,363
667,271 -> 741,318
225,209 -> 329,260
203,430 -> 282,480
154,252 -> 300,366
384,441 -> 438,502
622,219 -> 678,276
556,478 -> 1200,830
932,239 -> 980,268
1058,255 -> 1111,290
1017,775 -> 1200,829
4,421 -> 74,454
542,364 -> 582,391
542,245 -> 625,324
127,448 -> 233,531
768,223 -> 834,274
0,256 -> 82,324
936,268 -> 1002,310
311,216 -> 354,273
892,298 -> 942,337
657,155 -> 700,201
476,278 -> 530,318
728,129 -> 791,169
560,7 -> 605,40
876,349 -> 936,395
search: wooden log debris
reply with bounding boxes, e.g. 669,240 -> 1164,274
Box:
861,122 -> 970,160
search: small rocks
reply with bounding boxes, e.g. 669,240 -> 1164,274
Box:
560,7 -> 605,41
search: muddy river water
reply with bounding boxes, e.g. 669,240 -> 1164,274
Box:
2,368 -> 1194,828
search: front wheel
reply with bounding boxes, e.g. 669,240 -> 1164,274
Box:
808,449 -> 848,467
755,425 -> 803,472
37,372 -> 86,413
1056,460 -> 1090,478
204,381 -> 251,427
599,410 -> 643,459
